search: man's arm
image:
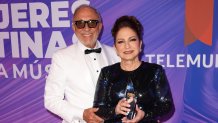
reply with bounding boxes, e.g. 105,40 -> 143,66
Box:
44,52 -> 84,122
83,108 -> 103,123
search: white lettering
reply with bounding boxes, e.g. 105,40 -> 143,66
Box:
0,32 -> 9,57
29,60 -> 42,79
216,54 -> 218,67
157,54 -> 165,67
177,54 -> 185,67
29,2 -> 50,28
13,64 -> 27,78
166,54 -> 175,67
11,3 -> 29,28
51,1 -> 70,27
187,54 -> 200,68
20,31 -> 43,58
10,32 -> 20,58
145,54 -> 155,63
45,31 -> 67,58
44,64 -> 51,78
202,54 -> 213,68
0,64 -> 8,78
0,4 -> 9,29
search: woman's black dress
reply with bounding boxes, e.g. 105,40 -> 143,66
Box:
93,61 -> 174,123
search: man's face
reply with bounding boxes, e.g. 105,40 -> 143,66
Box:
73,7 -> 102,48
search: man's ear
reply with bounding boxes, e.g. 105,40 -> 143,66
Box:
98,22 -> 103,31
72,23 -> 76,32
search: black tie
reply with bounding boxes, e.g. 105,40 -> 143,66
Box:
84,48 -> 101,54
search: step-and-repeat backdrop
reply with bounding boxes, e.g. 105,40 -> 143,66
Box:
1,0 -> 217,122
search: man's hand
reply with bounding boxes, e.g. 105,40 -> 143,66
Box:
83,108 -> 103,123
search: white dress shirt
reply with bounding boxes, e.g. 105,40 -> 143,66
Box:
79,41 -> 106,87
44,37 -> 119,123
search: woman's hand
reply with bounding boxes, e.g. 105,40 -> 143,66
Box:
115,98 -> 131,115
122,105 -> 145,123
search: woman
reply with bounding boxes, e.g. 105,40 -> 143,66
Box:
93,15 -> 174,123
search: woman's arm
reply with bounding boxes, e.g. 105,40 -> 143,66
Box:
142,66 -> 175,122
93,68 -> 117,120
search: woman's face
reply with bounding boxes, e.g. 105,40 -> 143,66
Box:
114,27 -> 142,62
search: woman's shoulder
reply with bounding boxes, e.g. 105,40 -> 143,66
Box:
99,63 -> 120,78
102,63 -> 120,71
141,61 -> 163,70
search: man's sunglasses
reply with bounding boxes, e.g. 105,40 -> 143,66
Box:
74,20 -> 100,29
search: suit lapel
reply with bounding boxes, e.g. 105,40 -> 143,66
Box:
74,44 -> 96,89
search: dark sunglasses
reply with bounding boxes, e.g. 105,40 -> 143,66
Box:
74,20 -> 100,29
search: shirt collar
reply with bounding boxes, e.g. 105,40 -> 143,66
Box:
75,38 -> 102,53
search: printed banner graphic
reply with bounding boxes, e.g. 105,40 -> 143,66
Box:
185,0 -> 214,46
0,0 -> 218,122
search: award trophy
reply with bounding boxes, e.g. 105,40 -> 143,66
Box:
126,92 -> 136,120
125,79 -> 136,120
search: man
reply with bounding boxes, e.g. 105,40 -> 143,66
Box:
44,5 -> 119,123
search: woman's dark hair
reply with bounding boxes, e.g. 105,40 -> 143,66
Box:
111,15 -> 143,42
